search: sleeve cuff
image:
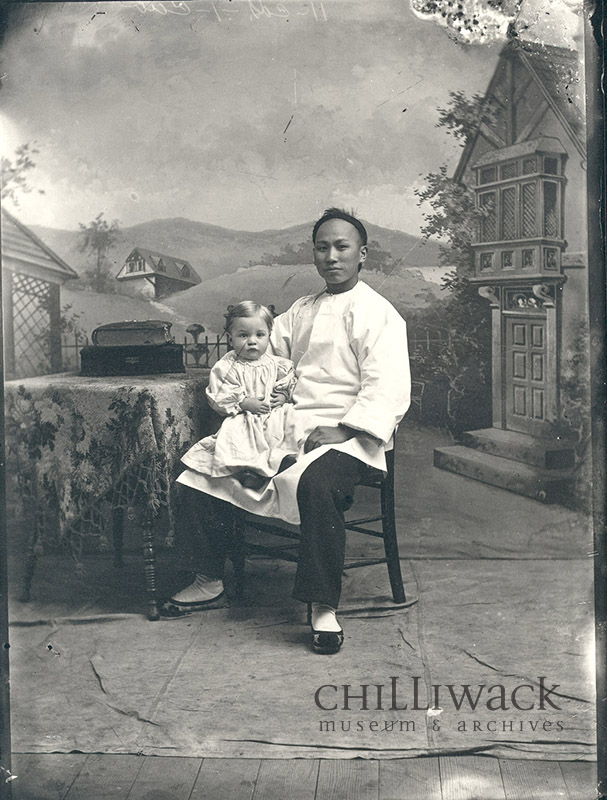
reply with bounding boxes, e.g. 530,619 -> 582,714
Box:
339,415 -> 389,445
208,394 -> 246,417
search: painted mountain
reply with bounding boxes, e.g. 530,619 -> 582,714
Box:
30,216 -> 443,283
163,263 -> 444,336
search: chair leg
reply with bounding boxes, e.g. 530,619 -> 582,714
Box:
381,466 -> 406,604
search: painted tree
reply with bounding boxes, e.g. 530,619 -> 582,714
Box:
78,213 -> 121,294
412,91 -> 497,432
1,143 -> 45,205
257,238 -> 397,274
365,240 -> 399,275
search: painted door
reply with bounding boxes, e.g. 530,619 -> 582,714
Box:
504,313 -> 549,435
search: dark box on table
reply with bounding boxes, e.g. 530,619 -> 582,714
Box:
80,320 -> 185,376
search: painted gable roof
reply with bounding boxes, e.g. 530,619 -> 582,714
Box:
472,136 -> 567,168
454,39 -> 584,182
513,40 -> 583,139
1,208 -> 79,281
124,247 -> 201,285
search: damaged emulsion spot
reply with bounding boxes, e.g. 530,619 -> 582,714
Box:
0,766 -> 17,784
409,0 -> 522,44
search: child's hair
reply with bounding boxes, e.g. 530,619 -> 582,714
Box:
224,301 -> 275,334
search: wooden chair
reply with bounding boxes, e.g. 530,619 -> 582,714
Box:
230,446 -> 406,604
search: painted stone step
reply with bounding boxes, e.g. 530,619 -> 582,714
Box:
460,428 -> 575,470
433,445 -> 573,503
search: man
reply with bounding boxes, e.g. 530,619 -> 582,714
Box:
162,208 -> 411,654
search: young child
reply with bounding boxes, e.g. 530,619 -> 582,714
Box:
181,301 -> 299,490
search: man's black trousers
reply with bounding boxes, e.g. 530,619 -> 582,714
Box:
179,449 -> 367,609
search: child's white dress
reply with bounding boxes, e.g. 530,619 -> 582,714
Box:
181,350 -> 300,479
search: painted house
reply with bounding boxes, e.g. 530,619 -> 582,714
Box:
2,208 -> 79,380
434,39 -> 587,502
116,247 -> 201,300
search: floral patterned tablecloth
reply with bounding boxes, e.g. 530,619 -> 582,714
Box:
5,371 -> 211,563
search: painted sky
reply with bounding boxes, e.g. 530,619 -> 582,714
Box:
0,0 -> 583,234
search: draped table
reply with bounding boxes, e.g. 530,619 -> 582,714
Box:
4,371 -> 212,619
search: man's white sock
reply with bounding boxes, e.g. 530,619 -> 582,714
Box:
311,603 -> 341,632
171,574 -> 224,604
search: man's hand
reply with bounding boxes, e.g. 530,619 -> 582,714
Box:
240,397 -> 270,414
270,390 -> 287,409
304,424 -> 356,453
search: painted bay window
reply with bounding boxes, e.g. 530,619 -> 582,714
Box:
471,137 -> 567,278
501,186 -> 516,239
521,182 -> 536,238
543,181 -> 559,237
479,192 -> 497,241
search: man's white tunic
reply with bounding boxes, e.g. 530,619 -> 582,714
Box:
177,281 -> 411,524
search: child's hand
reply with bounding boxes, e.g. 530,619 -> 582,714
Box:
240,397 -> 270,414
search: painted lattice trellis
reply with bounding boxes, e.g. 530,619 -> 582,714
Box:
2,209 -> 78,380
9,272 -> 60,380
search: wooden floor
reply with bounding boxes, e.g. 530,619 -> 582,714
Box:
8,754 -> 596,800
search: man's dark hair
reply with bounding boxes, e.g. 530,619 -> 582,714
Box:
312,207 -> 368,245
